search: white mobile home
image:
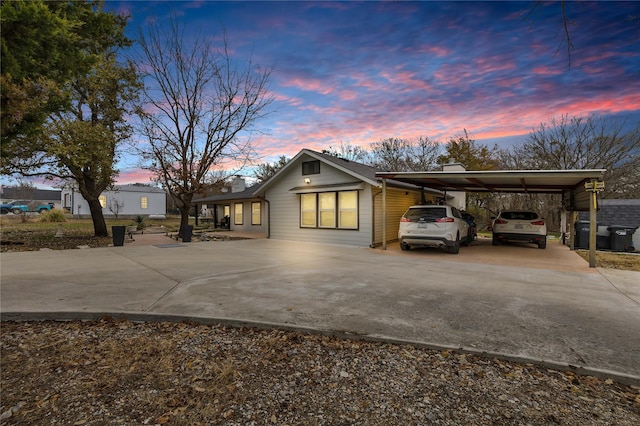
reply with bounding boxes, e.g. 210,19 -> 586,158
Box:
61,184 -> 166,217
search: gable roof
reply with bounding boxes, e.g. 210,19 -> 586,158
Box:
255,149 -> 381,195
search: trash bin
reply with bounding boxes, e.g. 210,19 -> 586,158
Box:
112,225 -> 126,247
574,221 -> 590,249
607,226 -> 637,252
180,225 -> 193,242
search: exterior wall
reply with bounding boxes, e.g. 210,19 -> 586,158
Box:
229,200 -> 267,234
61,188 -> 166,217
265,153 -> 374,247
372,188 -> 435,246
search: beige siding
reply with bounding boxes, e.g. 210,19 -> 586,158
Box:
372,188 -> 439,246
266,154 -> 374,247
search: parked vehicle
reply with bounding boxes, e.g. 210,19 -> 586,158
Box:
0,200 -> 55,215
491,211 -> 547,249
398,205 -> 470,254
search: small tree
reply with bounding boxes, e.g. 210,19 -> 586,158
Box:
136,17 -> 273,231
107,197 -> 125,218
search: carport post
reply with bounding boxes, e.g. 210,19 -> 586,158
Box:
588,182 -> 597,268
382,178 -> 387,250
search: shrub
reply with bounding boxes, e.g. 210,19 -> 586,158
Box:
38,209 -> 67,223
133,215 -> 145,230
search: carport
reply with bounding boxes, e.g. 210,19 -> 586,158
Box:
376,169 -> 606,267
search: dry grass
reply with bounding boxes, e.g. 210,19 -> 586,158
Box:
0,215 -> 186,252
576,250 -> 640,271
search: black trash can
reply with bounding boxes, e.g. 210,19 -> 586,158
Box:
607,226 -> 637,252
574,221 -> 590,249
180,225 -> 193,242
112,225 -> 126,247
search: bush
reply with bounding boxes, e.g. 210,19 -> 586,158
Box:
38,209 -> 67,223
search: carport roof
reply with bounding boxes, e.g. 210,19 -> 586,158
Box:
375,169 -> 606,194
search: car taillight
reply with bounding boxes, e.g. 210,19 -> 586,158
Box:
531,220 -> 545,225
494,219 -> 508,224
435,217 -> 455,223
400,217 -> 410,222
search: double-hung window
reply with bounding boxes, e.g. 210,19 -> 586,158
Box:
140,196 -> 148,209
300,190 -> 358,229
234,203 -> 243,225
251,202 -> 261,225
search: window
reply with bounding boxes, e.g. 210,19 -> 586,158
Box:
251,202 -> 261,225
234,203 -> 243,225
302,160 -> 320,175
99,195 -> 106,208
300,193 -> 317,227
338,191 -> 358,229
318,192 -> 336,228
140,196 -> 148,209
300,190 -> 358,230
224,205 -> 230,217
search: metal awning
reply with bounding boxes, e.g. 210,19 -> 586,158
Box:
375,169 -> 606,195
375,169 -> 607,267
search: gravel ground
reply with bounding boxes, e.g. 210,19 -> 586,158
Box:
1,318 -> 639,425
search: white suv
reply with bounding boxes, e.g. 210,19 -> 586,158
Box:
491,211 -> 547,249
398,205 -> 470,254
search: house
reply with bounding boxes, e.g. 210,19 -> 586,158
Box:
0,187 -> 62,209
579,199 -> 640,250
194,176 -> 267,235
61,184 -> 167,217
194,149 -> 452,247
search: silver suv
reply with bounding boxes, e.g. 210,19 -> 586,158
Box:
398,205 -> 470,254
491,211 -> 547,249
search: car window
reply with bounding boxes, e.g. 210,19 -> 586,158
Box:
500,212 -> 539,220
404,207 -> 446,222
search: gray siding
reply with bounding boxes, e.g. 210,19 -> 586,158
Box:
230,200 -> 266,234
265,154 -> 373,247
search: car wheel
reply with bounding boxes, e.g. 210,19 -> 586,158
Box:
538,240 -> 546,249
0,208 -> 8,215
492,235 -> 500,246
400,242 -> 410,251
448,234 -> 460,254
12,208 -> 22,215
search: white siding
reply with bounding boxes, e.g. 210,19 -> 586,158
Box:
61,187 -> 166,217
265,154 -> 373,247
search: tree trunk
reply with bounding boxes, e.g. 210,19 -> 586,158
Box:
87,198 -> 108,237
179,205 -> 191,237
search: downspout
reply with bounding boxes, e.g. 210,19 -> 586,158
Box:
370,189 -> 382,248
258,196 -> 270,238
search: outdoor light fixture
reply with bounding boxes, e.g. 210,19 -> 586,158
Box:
304,178 -> 311,184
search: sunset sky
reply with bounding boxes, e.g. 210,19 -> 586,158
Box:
7,1 -> 640,188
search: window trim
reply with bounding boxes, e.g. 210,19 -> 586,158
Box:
234,203 -> 243,225
251,202 -> 261,225
302,160 -> 320,175
299,190 -> 359,230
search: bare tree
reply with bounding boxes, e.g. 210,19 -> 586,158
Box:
135,18 -> 273,230
107,197 -> 125,218
510,114 -> 640,198
369,137 -> 442,172
323,141 -> 370,163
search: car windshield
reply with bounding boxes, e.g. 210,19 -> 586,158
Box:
500,212 -> 539,221
404,207 -> 446,222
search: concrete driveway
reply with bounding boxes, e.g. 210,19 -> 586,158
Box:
1,237 -> 639,383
